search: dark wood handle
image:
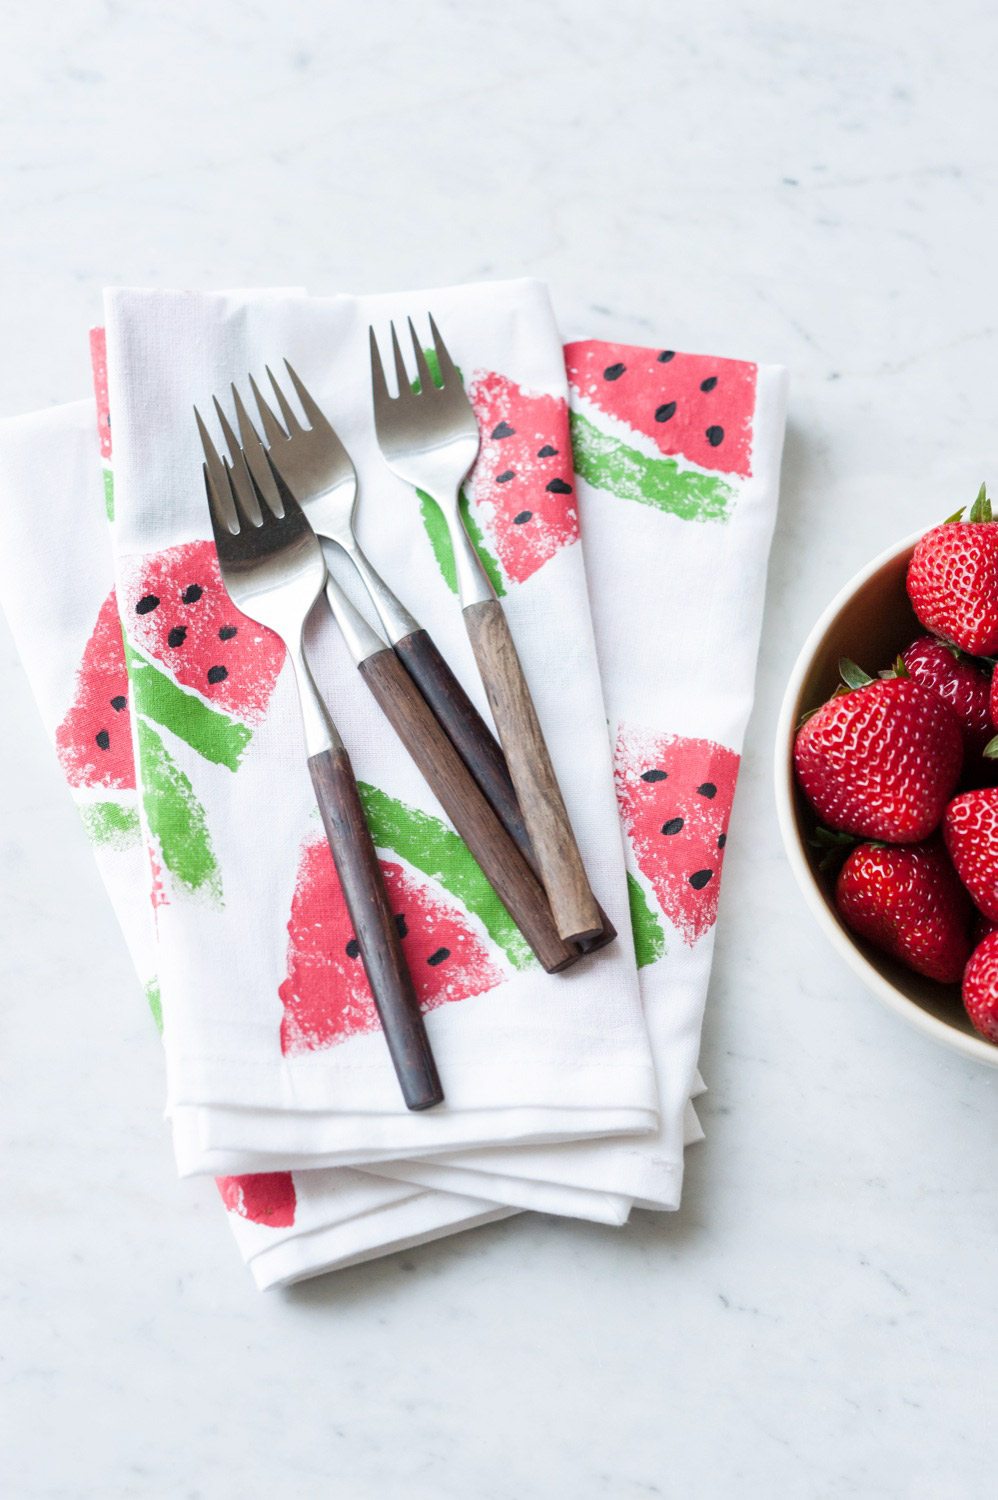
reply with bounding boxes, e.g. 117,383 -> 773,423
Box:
463,600 -> 603,945
308,744 -> 443,1110
358,648 -> 578,973
394,629 -> 616,955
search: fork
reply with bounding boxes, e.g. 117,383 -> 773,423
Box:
221,385 -> 578,974
370,315 -> 604,946
195,407 -> 443,1112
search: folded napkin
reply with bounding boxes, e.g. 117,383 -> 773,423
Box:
0,282 -> 787,1285
100,281 -> 658,1171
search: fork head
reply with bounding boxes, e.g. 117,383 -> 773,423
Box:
369,313 -> 481,504
195,403 -> 326,649
237,362 -> 359,546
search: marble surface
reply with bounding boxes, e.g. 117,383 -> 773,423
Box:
2,2 -> 996,1496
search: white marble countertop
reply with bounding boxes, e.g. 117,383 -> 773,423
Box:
2,2 -> 995,1496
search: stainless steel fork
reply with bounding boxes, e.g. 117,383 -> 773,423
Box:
370,315 -> 604,946
195,406 -> 443,1111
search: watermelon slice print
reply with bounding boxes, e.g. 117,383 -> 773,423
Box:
120,539 -> 285,724
279,841 -> 504,1054
566,341 -> 757,478
615,726 -> 740,946
56,588 -> 135,791
467,372 -> 579,585
217,1172 -> 297,1228
89,326 -> 112,462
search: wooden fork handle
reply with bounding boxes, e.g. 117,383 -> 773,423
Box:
308,744 -> 443,1111
461,599 -> 603,945
358,648 -> 578,973
394,628 -> 616,955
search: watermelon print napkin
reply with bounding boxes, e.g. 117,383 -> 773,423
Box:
98,280 -> 657,1172
364,338 -> 788,1215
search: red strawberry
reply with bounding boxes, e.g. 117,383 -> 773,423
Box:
943,786 -> 998,921
962,932 -> 998,1042
794,660 -> 963,842
835,840 -> 973,983
907,485 -> 998,655
974,912 -> 998,944
901,636 -> 994,760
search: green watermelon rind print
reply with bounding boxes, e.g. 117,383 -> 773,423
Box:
79,799 -> 142,850
136,716 -> 222,905
124,640 -> 252,771
144,976 -> 163,1034
626,872 -> 666,969
570,410 -> 735,523
358,782 -> 534,971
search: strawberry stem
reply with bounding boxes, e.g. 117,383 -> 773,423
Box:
969,483 -> 992,524
838,658 -> 874,691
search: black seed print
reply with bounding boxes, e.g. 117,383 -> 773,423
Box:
395,913 -> 408,940
603,362 -> 626,381
706,426 -> 724,447
491,421 -> 515,439
641,769 -> 667,782
345,938 -> 360,959
514,511 -> 533,524
661,817 -> 684,835
136,594 -> 159,615
700,376 -> 718,393
495,470 -> 516,483
427,947 -> 450,966
546,477 -> 572,495
219,625 -> 237,640
537,444 -> 558,457
207,665 -> 228,685
697,782 -> 717,798
110,695 -> 127,712
655,402 -> 677,423
95,729 -> 110,751
689,869 -> 713,890
167,626 -> 187,648
657,350 -> 675,363
181,583 -> 203,604
717,833 -> 727,848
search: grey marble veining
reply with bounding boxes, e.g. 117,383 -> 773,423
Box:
2,2 -> 996,1496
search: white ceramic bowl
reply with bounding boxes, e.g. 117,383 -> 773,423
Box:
775,529 -> 998,1067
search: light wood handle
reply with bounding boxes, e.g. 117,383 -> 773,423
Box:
394,628 -> 616,956
462,599 -> 603,944
358,648 -> 578,973
308,744 -> 443,1111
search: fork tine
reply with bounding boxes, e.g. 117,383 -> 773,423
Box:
223,453 -> 265,532
266,365 -> 304,436
249,372 -> 290,448
389,322 -> 411,396
427,311 -> 460,389
202,460 -> 236,542
195,406 -> 238,533
213,397 -> 263,524
231,384 -> 284,516
407,317 -> 438,394
369,325 -> 393,410
282,360 -> 333,434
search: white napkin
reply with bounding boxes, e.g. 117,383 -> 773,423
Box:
363,336 -> 788,1214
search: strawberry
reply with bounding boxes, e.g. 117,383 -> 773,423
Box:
907,485 -> 998,655
961,932 -> 998,1042
974,912 -> 998,945
834,840 -> 973,983
901,636 -> 994,760
943,786 -> 998,921
794,660 -> 963,842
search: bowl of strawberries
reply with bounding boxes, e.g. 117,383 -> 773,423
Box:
776,486 -> 998,1065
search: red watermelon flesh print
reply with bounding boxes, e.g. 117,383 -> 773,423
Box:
89,326 -> 112,461
468,372 -> 579,584
121,539 -> 284,721
615,726 -> 740,946
55,588 -> 135,790
217,1172 -> 297,1228
280,840 -> 503,1055
565,341 -> 756,478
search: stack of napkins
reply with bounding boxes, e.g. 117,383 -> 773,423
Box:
0,281 -> 786,1288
